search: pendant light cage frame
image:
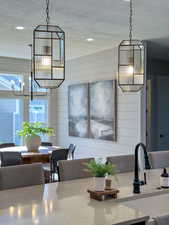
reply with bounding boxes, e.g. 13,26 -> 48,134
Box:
118,0 -> 145,92
33,25 -> 65,89
118,39 -> 145,92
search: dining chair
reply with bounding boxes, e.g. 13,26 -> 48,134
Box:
43,149 -> 69,182
68,144 -> 76,159
58,158 -> 94,181
0,163 -> 45,190
149,151 -> 169,169
0,151 -> 22,167
106,155 -> 135,173
0,143 -> 15,148
41,142 -> 53,147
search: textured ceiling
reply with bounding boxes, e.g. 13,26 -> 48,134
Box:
0,0 -> 169,59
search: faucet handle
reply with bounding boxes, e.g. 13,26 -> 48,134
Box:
140,172 -> 147,185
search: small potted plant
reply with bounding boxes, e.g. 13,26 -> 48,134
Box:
17,122 -> 54,152
85,159 -> 116,191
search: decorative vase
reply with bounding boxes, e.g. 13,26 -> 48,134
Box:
94,177 -> 105,191
25,135 -> 41,152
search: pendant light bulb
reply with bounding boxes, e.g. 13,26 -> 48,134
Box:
128,65 -> 134,74
41,56 -> 51,66
41,46 -> 51,66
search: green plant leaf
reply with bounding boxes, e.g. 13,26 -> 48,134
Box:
84,159 -> 116,177
17,122 -> 55,138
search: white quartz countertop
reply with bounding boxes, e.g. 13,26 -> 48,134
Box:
0,168 -> 168,225
123,193 -> 169,220
0,179 -> 148,225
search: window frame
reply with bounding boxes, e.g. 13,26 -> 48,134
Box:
0,72 -> 49,144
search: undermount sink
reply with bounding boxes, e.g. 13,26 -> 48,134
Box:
122,193 -> 169,220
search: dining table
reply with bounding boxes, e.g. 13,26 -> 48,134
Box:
0,145 -> 65,164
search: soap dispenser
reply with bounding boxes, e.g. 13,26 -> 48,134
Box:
160,168 -> 169,188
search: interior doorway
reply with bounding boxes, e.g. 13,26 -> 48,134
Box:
147,76 -> 169,151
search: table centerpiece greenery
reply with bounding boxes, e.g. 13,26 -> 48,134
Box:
85,159 -> 116,191
17,122 -> 54,152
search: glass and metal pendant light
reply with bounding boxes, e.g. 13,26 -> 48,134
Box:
33,0 -> 65,89
118,0 -> 145,92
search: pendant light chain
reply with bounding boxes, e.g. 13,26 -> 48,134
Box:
129,0 -> 133,42
46,0 -> 50,26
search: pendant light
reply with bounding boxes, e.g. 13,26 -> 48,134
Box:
118,0 -> 145,92
33,0 -> 65,89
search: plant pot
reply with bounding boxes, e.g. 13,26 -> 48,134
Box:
94,177 -> 105,191
25,135 -> 41,152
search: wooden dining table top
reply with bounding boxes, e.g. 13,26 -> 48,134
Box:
0,146 -> 66,164
0,146 -> 65,156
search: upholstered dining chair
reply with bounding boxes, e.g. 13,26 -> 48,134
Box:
106,155 -> 135,173
149,151 -> 169,169
68,144 -> 76,159
0,151 -> 22,167
43,149 -> 69,182
58,158 -> 94,181
0,163 -> 45,190
0,143 -> 15,148
41,142 -> 53,147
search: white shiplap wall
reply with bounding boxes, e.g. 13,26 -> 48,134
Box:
51,47 -> 141,158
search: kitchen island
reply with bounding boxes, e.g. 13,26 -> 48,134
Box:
0,168 -> 168,225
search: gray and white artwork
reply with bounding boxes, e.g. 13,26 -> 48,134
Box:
90,80 -> 116,141
68,80 -> 116,141
68,83 -> 89,138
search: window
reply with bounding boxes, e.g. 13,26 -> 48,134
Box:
0,99 -> 23,145
0,73 -> 49,145
0,74 -> 23,91
29,99 -> 48,124
29,99 -> 48,141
